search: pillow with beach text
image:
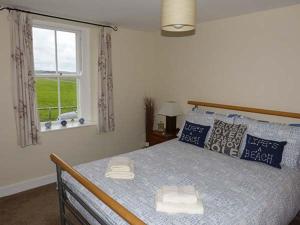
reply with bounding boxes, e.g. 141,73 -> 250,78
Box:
179,121 -> 210,148
241,134 -> 287,168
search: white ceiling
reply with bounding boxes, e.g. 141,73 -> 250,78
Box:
1,0 -> 300,30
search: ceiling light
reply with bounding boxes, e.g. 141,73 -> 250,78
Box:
161,0 -> 196,32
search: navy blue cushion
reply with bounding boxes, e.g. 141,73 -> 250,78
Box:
179,121 -> 210,148
290,124 -> 300,127
241,134 -> 287,169
227,114 -> 239,118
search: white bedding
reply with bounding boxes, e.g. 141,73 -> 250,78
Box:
62,140 -> 300,225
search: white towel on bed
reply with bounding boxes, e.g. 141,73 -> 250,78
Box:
107,157 -> 133,172
105,170 -> 135,180
156,188 -> 204,214
161,185 -> 198,204
105,157 -> 134,180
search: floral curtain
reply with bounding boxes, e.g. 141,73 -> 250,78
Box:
9,11 -> 39,147
97,27 -> 115,133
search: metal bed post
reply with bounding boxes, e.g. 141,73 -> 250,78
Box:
56,165 -> 67,225
50,153 -> 146,225
55,164 -> 110,225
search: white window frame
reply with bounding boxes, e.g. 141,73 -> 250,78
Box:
32,20 -> 92,127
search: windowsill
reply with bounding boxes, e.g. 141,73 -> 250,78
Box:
40,121 -> 97,132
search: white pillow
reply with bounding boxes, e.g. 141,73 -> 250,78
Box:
178,109 -> 235,140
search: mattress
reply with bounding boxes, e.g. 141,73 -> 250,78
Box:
62,139 -> 300,225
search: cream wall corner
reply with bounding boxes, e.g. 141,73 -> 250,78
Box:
153,4 -> 300,126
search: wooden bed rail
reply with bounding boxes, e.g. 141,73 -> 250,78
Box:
188,101 -> 300,119
50,153 -> 146,225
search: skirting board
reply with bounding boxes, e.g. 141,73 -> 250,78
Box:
0,173 -> 57,198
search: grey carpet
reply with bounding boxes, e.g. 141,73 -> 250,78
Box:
0,183 -> 299,225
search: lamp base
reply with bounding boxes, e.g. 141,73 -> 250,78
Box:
166,116 -> 176,134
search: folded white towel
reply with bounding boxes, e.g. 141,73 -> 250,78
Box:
105,170 -> 135,180
105,157 -> 134,180
161,185 -> 198,204
107,157 -> 133,172
156,189 -> 204,215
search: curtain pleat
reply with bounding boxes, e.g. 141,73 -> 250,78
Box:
9,11 -> 40,147
97,27 -> 115,133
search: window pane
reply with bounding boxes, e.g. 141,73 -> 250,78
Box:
60,77 -> 78,115
32,27 -> 56,73
35,78 -> 58,122
57,31 -> 77,73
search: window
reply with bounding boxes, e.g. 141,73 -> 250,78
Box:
32,22 -> 90,126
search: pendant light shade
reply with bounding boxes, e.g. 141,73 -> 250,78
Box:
161,0 -> 196,32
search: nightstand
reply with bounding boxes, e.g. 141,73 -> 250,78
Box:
147,130 -> 178,146
297,211 -> 300,220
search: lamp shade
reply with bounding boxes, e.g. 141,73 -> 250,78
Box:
161,0 -> 196,32
158,101 -> 182,117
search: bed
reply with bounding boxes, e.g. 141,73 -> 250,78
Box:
51,100 -> 300,225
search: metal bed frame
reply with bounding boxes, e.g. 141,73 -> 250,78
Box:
51,154 -> 146,225
56,165 -> 110,225
51,100 -> 300,225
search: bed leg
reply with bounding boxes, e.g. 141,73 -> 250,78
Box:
56,165 -> 66,225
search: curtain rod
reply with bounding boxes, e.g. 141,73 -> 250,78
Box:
0,6 -> 118,31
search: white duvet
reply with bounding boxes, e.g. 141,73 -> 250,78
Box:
62,139 -> 300,225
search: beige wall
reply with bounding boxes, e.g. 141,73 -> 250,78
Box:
154,4 -> 300,125
0,12 -> 157,187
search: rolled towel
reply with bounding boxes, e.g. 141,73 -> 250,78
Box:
107,157 -> 133,172
161,185 -> 198,204
156,189 -> 204,215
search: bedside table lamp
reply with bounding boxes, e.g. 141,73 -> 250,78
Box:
158,101 -> 182,134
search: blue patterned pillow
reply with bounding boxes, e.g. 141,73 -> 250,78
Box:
235,116 -> 300,169
227,114 -> 239,118
178,110 -> 234,138
290,124 -> 300,127
205,111 -> 215,115
241,134 -> 287,169
179,121 -> 210,148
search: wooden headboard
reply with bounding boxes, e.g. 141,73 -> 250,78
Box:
188,100 -> 300,119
